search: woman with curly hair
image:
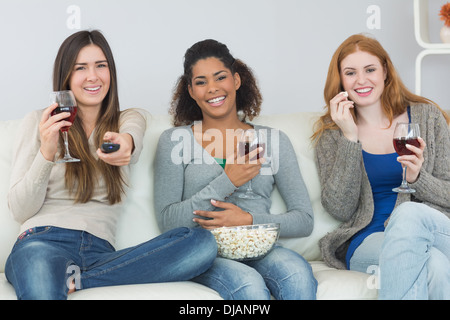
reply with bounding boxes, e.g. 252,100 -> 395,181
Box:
154,39 -> 317,300
312,34 -> 450,299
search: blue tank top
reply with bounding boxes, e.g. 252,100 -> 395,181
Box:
345,108 -> 411,269
345,151 -> 402,268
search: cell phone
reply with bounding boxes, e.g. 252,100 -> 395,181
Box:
101,142 -> 120,153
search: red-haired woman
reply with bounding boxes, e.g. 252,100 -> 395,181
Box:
312,34 -> 450,299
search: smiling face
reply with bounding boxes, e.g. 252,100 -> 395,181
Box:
188,57 -> 241,122
340,49 -> 387,109
69,44 -> 111,111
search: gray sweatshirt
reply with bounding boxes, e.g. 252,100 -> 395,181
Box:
315,104 -> 450,269
154,123 -> 313,238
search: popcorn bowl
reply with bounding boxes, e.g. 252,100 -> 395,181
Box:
210,223 -> 280,261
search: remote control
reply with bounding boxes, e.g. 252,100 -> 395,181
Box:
101,142 -> 120,153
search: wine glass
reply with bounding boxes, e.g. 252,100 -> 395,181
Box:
392,122 -> 420,193
238,129 -> 266,199
50,90 -> 80,163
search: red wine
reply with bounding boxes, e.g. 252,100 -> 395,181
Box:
239,142 -> 265,160
51,106 -> 77,132
393,137 -> 420,156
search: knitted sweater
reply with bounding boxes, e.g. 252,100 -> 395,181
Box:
315,104 -> 450,269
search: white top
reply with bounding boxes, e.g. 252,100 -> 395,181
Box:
7,108 -> 147,246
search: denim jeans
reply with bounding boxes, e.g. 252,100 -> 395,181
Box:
350,202 -> 450,300
349,232 -> 384,273
5,226 -> 217,300
380,202 -> 450,299
193,246 -> 317,300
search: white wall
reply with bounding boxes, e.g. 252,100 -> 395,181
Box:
0,0 -> 449,121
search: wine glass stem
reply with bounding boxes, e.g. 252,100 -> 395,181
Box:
401,165 -> 408,188
246,180 -> 253,193
62,131 -> 70,157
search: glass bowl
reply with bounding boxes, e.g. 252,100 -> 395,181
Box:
210,223 -> 280,261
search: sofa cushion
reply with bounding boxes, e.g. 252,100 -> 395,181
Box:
0,119 -> 21,273
246,113 -> 341,261
0,262 -> 378,300
311,261 -> 378,299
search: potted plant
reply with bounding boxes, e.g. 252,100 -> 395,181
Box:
439,2 -> 450,43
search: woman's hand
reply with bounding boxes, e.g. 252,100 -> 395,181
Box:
39,103 -> 73,161
397,137 -> 426,183
224,146 -> 265,187
193,199 -> 253,229
97,132 -> 134,166
330,91 -> 358,142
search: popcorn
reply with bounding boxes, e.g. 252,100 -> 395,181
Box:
341,91 -> 348,97
211,224 -> 280,261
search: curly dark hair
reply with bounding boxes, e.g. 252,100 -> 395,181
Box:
170,39 -> 262,126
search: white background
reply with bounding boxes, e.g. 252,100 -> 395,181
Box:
0,0 -> 449,121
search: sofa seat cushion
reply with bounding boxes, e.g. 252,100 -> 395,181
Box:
311,261 -> 378,299
68,281 -> 222,300
0,261 -> 378,300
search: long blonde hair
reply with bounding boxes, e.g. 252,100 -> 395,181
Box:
311,34 -> 449,142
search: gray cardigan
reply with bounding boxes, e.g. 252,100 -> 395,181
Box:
315,104 -> 450,269
154,124 -> 314,238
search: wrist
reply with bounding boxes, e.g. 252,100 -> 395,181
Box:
245,211 -> 254,225
40,148 -> 56,162
343,133 -> 358,143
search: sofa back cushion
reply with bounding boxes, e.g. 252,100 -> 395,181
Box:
0,119 -> 22,272
252,113 -> 341,260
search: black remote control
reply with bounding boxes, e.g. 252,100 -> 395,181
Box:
101,142 -> 120,153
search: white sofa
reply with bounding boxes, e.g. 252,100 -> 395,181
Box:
0,110 -> 380,300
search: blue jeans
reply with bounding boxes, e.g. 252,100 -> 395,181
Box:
193,246 -> 317,300
5,226 -> 217,300
380,202 -> 450,299
350,202 -> 450,300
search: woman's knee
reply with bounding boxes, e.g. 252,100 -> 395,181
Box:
248,247 -> 317,299
387,202 -> 439,235
230,272 -> 270,300
194,258 -> 270,300
390,202 -> 423,222
187,227 -> 218,264
6,241 -> 72,299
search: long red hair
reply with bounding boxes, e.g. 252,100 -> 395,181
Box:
311,34 -> 449,142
